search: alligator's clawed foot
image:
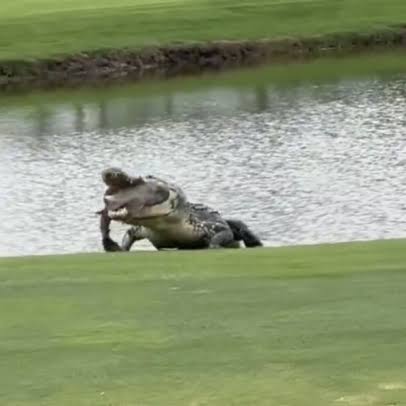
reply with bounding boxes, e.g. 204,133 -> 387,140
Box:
102,236 -> 123,252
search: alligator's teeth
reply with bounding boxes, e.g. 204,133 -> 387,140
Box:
119,208 -> 128,216
108,207 -> 128,218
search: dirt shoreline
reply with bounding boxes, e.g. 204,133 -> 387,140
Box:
1,27 -> 406,92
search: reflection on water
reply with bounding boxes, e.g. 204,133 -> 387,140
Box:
1,74 -> 406,256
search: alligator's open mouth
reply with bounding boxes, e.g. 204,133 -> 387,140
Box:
107,205 -> 171,221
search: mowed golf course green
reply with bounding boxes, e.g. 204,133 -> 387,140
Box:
1,240 -> 406,405
1,0 -> 406,60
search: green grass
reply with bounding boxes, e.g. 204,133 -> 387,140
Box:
1,239 -> 406,405
1,0 -> 406,61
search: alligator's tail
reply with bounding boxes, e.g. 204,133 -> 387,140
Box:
226,219 -> 263,248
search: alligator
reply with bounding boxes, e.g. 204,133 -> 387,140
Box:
98,167 -> 263,252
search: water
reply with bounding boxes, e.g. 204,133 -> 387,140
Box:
1,66 -> 406,257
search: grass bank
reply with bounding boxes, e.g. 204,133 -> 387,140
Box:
1,0 -> 406,89
1,239 -> 406,405
2,0 -> 406,61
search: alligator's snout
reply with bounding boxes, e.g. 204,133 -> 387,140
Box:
102,167 -> 125,185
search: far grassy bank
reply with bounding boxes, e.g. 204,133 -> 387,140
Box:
2,0 -> 406,61
1,0 -> 406,90
1,239 -> 406,405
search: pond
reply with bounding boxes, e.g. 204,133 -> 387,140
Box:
1,55 -> 406,257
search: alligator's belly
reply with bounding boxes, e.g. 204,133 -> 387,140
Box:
146,220 -> 208,249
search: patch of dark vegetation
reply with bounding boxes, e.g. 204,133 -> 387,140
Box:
1,26 -> 406,91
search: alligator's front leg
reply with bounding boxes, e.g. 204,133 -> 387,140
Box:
99,208 -> 123,252
121,226 -> 148,251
